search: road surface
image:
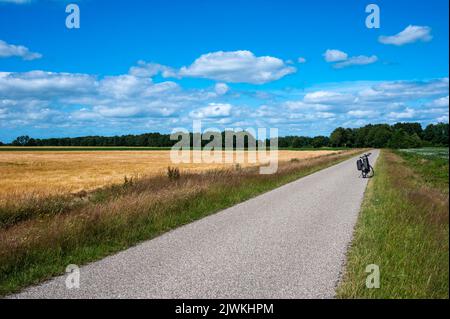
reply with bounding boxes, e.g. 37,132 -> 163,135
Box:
11,150 -> 379,299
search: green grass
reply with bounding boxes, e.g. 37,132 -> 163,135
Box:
398,147 -> 449,159
0,150 -> 362,296
396,147 -> 449,192
337,150 -> 449,299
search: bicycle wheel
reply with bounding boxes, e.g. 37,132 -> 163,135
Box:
367,165 -> 374,178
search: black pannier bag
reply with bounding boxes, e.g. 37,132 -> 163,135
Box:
357,159 -> 363,171
362,157 -> 370,170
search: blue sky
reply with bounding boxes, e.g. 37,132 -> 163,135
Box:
0,0 -> 448,142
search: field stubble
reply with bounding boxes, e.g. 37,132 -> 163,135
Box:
0,150 -> 337,201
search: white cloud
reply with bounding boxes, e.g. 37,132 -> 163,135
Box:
428,95 -> 449,108
214,83 -> 229,95
304,91 -> 355,104
284,100 -> 331,111
436,115 -> 449,123
323,49 -> 348,62
0,62 -> 448,140
297,57 -> 307,63
0,40 -> 42,60
379,25 -> 432,46
333,55 -> 378,69
178,50 -> 296,84
128,61 -> 176,78
387,108 -> 417,120
93,105 -> 143,118
99,75 -> 147,99
189,103 -> 232,119
0,71 -> 95,98
323,49 -> 377,69
0,0 -> 31,3
99,74 -> 178,99
347,110 -> 379,118
358,78 -> 449,102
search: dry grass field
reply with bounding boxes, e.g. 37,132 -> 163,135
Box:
0,149 -> 338,200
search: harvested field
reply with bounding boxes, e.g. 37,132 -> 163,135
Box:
0,149 -> 339,200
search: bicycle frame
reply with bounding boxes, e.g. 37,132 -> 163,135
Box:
357,153 -> 373,178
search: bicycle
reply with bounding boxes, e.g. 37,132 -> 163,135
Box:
357,153 -> 374,178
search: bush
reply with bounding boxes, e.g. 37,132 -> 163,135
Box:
167,166 -> 180,180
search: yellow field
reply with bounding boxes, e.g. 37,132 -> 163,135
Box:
0,149 -> 338,199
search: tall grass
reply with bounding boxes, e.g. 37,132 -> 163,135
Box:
337,150 -> 449,298
0,150 -> 362,296
396,148 -> 449,193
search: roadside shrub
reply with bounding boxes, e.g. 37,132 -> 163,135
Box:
123,175 -> 134,187
167,166 -> 180,180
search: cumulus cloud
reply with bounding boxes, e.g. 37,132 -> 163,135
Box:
0,71 -> 95,98
333,55 -> 378,69
0,40 -> 42,60
128,61 -> 176,78
214,83 -> 229,95
0,61 -> 448,140
178,50 -> 296,84
189,103 -> 232,119
427,95 -> 449,108
379,25 -> 432,46
347,110 -> 379,118
0,67 -> 223,136
387,108 -> 417,120
303,91 -> 355,104
274,78 -> 449,133
323,49 -> 348,62
323,49 -> 377,69
284,100 -> 331,112
358,78 -> 449,102
99,74 -> 178,99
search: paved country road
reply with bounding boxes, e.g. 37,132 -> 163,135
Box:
10,150 -> 379,299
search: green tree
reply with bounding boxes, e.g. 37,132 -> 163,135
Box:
311,136 -> 330,148
423,123 -> 449,146
12,135 -> 30,146
388,129 -> 411,149
371,126 -> 393,148
408,133 -> 423,148
292,136 -> 311,148
329,127 -> 346,147
393,122 -> 423,137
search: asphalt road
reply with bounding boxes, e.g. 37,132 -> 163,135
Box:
11,150 -> 379,299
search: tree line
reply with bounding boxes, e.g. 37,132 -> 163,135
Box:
3,122 -> 449,149
328,122 -> 448,148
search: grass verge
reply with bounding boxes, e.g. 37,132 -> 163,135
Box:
395,148 -> 449,193
0,150 -> 362,296
336,150 -> 449,299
